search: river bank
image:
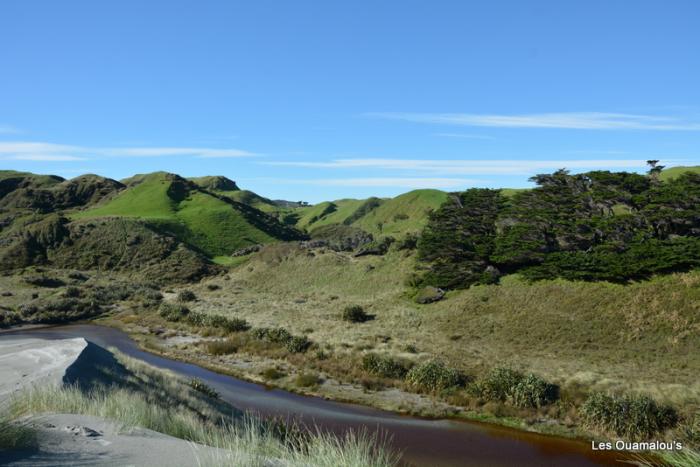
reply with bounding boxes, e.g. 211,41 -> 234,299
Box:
2,322 -> 644,466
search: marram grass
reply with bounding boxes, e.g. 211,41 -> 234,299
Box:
6,348 -> 397,467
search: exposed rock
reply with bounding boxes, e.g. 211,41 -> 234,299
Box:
414,286 -> 445,304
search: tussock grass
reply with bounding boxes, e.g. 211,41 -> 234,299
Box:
0,416 -> 37,451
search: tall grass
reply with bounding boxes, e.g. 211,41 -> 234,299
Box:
636,449 -> 700,467
7,348 -> 397,467
0,415 -> 36,451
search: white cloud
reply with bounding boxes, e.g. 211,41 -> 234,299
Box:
0,141 -> 258,161
307,178 -> 477,188
262,158 -> 681,175
368,112 -> 700,130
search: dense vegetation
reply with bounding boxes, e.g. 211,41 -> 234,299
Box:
417,167 -> 700,288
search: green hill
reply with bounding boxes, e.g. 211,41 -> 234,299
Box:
74,172 -> 304,258
294,190 -> 447,237
353,189 -> 448,235
660,165 -> 700,181
295,198 -> 370,231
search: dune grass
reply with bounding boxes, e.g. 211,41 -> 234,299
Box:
6,349 -> 397,467
0,416 -> 36,451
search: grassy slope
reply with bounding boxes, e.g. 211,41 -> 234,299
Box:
354,189 -> 448,236
294,190 -> 448,236
73,173 -> 277,257
185,247 -> 700,411
659,165 -> 700,181
295,199 -> 368,230
219,190 -> 279,213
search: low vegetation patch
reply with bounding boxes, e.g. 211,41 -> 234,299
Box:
342,305 -> 373,323
0,416 -> 37,451
471,367 -> 559,409
206,339 -> 238,355
580,392 -> 678,440
159,303 -> 249,332
251,327 -> 312,353
362,353 -> 412,379
188,378 -> 220,399
295,372 -> 321,388
405,360 -> 467,392
177,290 -> 197,302
261,367 -> 286,380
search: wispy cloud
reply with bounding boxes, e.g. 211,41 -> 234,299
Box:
0,141 -> 258,161
263,158 -> 681,175
367,112 -> 700,130
307,177 -> 477,188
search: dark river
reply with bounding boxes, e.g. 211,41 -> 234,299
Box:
1,324 -> 637,467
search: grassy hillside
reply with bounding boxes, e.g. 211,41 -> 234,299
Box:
294,190 -> 447,237
74,172 -> 302,258
295,198 -> 370,231
354,189 -> 448,236
660,165 -> 700,181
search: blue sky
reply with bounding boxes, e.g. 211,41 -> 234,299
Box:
1,0 -> 699,202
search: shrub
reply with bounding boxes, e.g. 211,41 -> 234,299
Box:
395,232 -> 419,250
285,335 -> 312,353
473,368 -> 558,408
261,367 -> 286,380
252,327 -> 292,343
295,373 -> 320,388
474,367 -> 525,402
581,392 -> 678,440
177,290 -> 197,302
206,339 -> 238,355
362,354 -> 411,379
159,302 -> 190,322
406,360 -> 467,392
62,286 -> 82,298
188,378 -> 219,399
206,284 -> 221,291
204,314 -> 250,332
511,374 -> 559,408
251,327 -> 311,353
342,305 -> 372,323
23,275 -> 65,288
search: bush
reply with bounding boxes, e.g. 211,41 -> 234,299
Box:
203,314 -> 249,332
252,327 -> 292,343
159,302 -> 191,322
295,373 -> 320,388
206,284 -> 221,291
511,374 -> 559,408
581,392 -> 678,440
206,339 -> 238,355
188,378 -> 219,399
472,368 -> 558,408
362,354 -> 411,379
251,327 -> 311,353
285,335 -> 312,353
261,367 -> 286,380
23,275 -> 65,288
62,286 -> 82,298
342,305 -> 372,323
177,290 -> 197,302
406,360 -> 467,392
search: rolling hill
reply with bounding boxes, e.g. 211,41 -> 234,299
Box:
73,172 -> 305,259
